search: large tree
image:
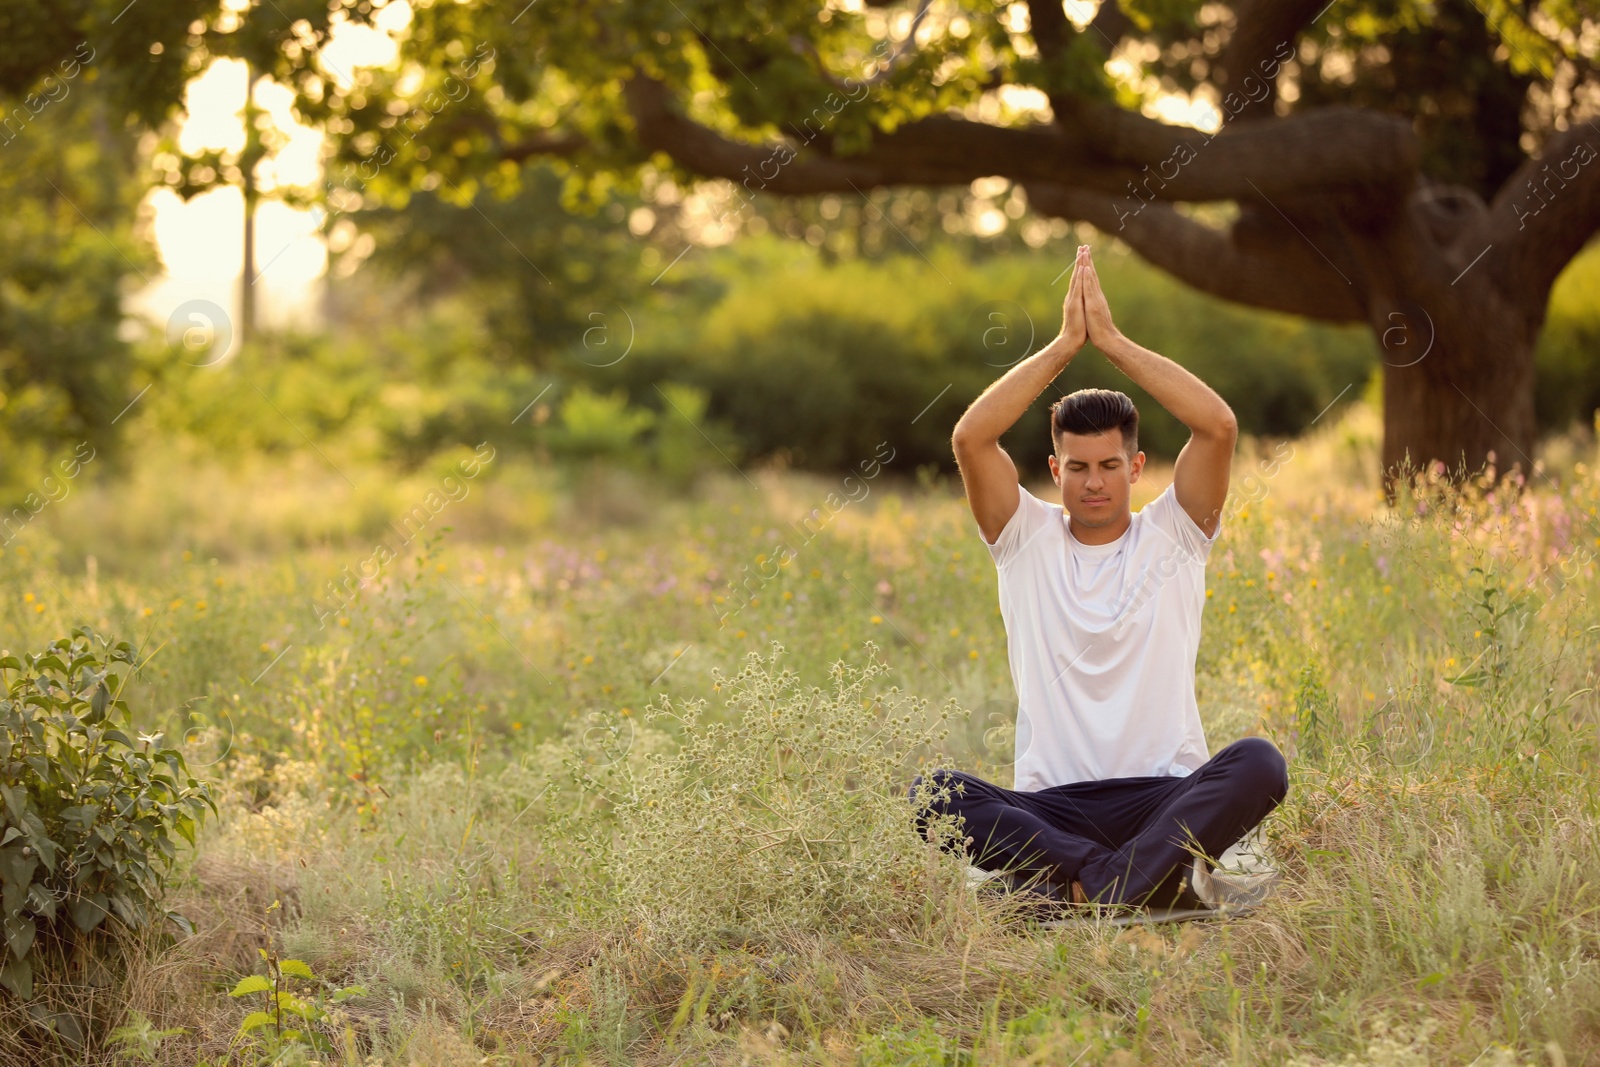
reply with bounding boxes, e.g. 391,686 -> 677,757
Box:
6,0 -> 1597,487
290,0 -> 1597,487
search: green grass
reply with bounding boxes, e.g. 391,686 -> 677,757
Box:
3,396 -> 1599,1065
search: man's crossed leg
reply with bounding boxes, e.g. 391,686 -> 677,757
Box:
907,737 -> 1289,909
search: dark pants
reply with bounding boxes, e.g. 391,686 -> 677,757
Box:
907,737 -> 1289,908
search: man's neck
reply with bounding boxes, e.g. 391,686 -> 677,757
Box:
1068,510 -> 1132,546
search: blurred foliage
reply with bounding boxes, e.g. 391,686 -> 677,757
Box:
612,236 -> 1380,473
0,75 -> 149,498
1537,245 -> 1600,435
129,229 -> 1600,481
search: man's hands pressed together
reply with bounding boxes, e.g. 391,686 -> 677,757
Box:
1058,244 -> 1090,352
1078,246 -> 1121,350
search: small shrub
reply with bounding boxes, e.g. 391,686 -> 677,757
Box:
0,627 -> 216,1002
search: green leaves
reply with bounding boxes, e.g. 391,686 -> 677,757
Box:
229,953 -> 361,1058
0,628 -> 215,1001
229,975 -> 273,997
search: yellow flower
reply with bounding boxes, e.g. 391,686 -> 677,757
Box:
870,615 -> 883,624
33,604 -> 43,614
182,550 -> 193,561
195,600 -> 207,611
596,549 -> 608,562
511,722 -> 523,731
414,675 -> 428,688
143,608 -> 154,617
582,654 -> 594,665
968,650 -> 979,659
1206,589 -> 1213,598
435,562 -> 447,573
22,593 -> 33,604
810,569 -> 821,578
169,598 -> 183,610
782,590 -> 793,601
735,629 -> 747,638
1266,571 -> 1276,581
1445,658 -> 1457,668
1228,603 -> 1237,614
949,627 -> 960,637
601,683 -> 614,694
1382,584 -> 1392,595
338,616 -> 349,627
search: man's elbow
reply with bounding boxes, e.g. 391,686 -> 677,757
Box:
1202,410 -> 1239,442
951,425 -> 987,455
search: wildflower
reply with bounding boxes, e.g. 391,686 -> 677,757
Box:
1228,603 -> 1237,614
736,630 -> 746,638
33,604 -> 43,614
436,562 -> 447,573
511,722 -> 523,731
949,627 -> 960,637
143,608 -> 154,617
1206,589 -> 1213,598
338,617 -> 349,627
182,551 -> 193,561
169,599 -> 183,610
1383,584 -> 1393,595
968,650 -> 978,659
870,615 -> 883,624
582,654 -> 594,665
195,600 -> 207,611
782,591 -> 793,601
414,676 -> 428,687
22,593 -> 33,603
810,569 -> 821,578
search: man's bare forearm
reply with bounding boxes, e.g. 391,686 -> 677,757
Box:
1098,332 -> 1235,435
953,335 -> 1080,446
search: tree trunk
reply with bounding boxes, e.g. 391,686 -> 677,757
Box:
1349,198 -> 1542,502
1375,302 -> 1538,499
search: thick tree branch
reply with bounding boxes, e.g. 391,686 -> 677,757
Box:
621,73 -> 1418,203
1213,0 -> 1327,117
1023,182 -> 1366,322
1487,117 -> 1600,309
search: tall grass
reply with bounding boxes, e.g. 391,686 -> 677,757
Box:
1,395 -> 1598,1064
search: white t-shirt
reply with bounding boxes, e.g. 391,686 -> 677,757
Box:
981,481 -> 1220,791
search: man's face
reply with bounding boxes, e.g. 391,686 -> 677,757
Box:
1049,430 -> 1145,528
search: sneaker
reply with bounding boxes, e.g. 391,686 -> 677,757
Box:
1188,854 -> 1279,911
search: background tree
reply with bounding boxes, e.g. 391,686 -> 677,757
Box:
281,0 -> 1596,488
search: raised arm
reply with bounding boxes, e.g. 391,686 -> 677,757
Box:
1079,251 -> 1237,539
953,245 -> 1091,544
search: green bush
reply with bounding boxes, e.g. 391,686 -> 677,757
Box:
0,628 -> 215,1003
618,237 -> 1379,474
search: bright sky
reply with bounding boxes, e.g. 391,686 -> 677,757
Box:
129,6 -> 405,359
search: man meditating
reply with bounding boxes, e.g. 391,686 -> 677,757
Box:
909,244 -> 1288,912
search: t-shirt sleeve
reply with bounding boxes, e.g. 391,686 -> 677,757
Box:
981,486 -> 1055,568
1143,482 -> 1222,562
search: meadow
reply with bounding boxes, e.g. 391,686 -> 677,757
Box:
3,386 -> 1599,1066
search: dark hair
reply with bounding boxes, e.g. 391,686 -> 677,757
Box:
1050,388 -> 1139,458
